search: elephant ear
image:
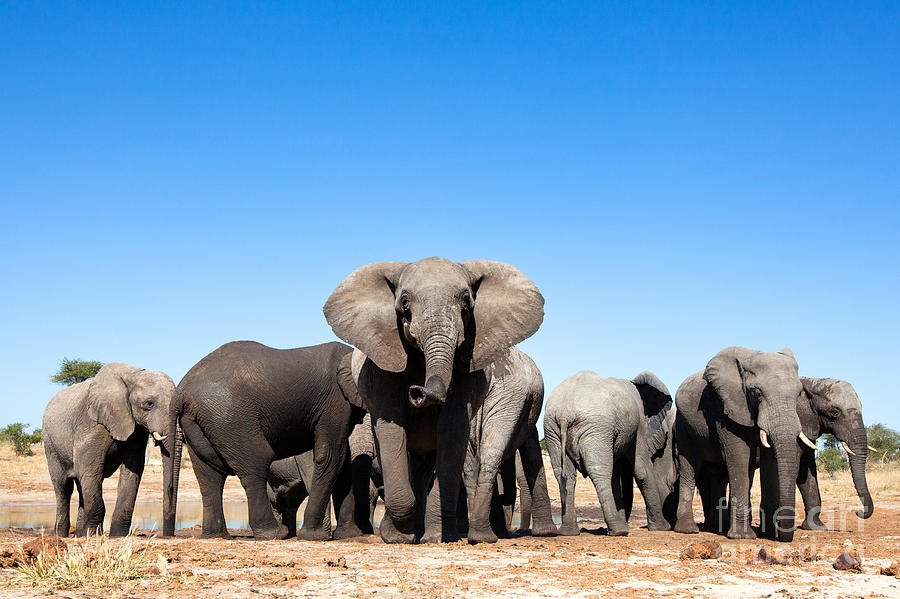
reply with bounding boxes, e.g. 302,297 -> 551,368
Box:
798,377 -> 824,440
703,346 -> 756,428
632,371 -> 673,441
86,363 -> 138,441
336,351 -> 366,411
323,262 -> 409,372
459,260 -> 544,372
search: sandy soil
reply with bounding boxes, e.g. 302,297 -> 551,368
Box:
1,448 -> 898,598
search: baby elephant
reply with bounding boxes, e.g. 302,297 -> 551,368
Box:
43,363 -> 175,536
268,415 -> 383,536
544,371 -> 670,536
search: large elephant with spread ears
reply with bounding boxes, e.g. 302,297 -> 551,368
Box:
674,346 -> 806,542
43,363 -> 175,536
323,257 -> 544,543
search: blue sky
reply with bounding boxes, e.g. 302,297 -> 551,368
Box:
1,2 -> 898,432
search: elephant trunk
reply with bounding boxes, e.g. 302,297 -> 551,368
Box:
409,329 -> 455,408
847,430 -> 873,519
770,422 -> 800,542
163,412 -> 183,537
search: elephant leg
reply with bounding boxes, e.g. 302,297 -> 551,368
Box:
720,427 -> 756,539
611,461 -> 628,526
633,438 -> 669,531
759,451 -> 778,539
73,478 -> 85,535
188,445 -> 231,539
351,455 -> 376,535
109,439 -> 145,537
701,470 -> 728,534
797,449 -> 826,530
297,435 -> 345,541
372,413 -> 416,544
498,458 -> 517,532
331,449 -> 364,540
674,446 -> 701,534
514,452 -> 532,532
75,472 -> 106,536
547,433 -> 579,536
48,456 -> 73,537
422,401 -> 468,544
519,428 -> 557,537
489,482 -> 513,540
582,437 -> 627,536
619,460 -> 634,523
466,449 -> 509,543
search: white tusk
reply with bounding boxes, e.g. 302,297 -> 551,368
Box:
402,321 -> 416,343
868,445 -> 879,452
798,432 -> 818,451
760,429 -> 771,448
841,441 -> 857,457
152,432 -> 167,442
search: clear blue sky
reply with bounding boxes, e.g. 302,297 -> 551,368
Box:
2,3 -> 898,432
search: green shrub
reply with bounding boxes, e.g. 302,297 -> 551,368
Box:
0,423 -> 43,457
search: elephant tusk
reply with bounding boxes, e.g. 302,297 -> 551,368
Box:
402,321 -> 416,344
868,445 -> 879,452
152,432 -> 167,442
759,429 -> 771,448
798,432 -> 818,450
841,441 -> 857,457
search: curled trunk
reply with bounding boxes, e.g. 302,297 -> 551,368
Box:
409,331 -> 455,407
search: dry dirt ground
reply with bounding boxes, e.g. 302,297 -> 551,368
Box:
1,446 -> 898,598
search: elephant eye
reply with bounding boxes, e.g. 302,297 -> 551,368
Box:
144,399 -> 155,410
461,291 -> 473,313
398,294 -> 410,313
828,407 -> 840,419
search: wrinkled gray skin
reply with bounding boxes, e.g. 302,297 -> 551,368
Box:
674,347 -> 803,542
643,407 -> 678,528
543,371 -> 670,536
43,363 -> 174,536
267,415 -> 383,536
794,377 -> 873,529
459,347 -> 557,543
324,258 -> 544,544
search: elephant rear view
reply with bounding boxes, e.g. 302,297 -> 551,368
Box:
543,371 -> 669,536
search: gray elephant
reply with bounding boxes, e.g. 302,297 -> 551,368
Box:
794,376 -> 873,529
543,371 -> 670,536
164,341 -> 364,540
324,257 -> 544,543
459,347 -> 557,543
642,403 -> 678,528
674,346 -> 806,542
42,363 -> 175,536
267,415 -> 383,536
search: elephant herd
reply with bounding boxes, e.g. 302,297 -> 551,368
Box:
41,257 -> 874,545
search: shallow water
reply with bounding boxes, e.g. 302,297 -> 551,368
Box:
0,501 -> 391,533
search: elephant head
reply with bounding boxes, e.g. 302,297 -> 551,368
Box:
799,377 -> 873,519
704,346 -> 803,541
324,257 -> 544,407
86,363 -> 175,443
632,371 -> 673,452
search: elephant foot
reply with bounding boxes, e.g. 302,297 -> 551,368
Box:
800,518 -> 827,531
297,524 -> 331,541
674,519 -> 700,534
466,526 -> 498,545
109,523 -> 131,537
254,523 -> 290,540
332,524 -> 364,540
378,517 -> 416,544
531,520 -> 558,537
557,523 -> 580,536
726,527 -> 756,540
647,521 -> 671,532
201,529 -> 233,540
606,524 -> 629,537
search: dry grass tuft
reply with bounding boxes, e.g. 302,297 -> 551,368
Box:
0,443 -> 49,475
17,532 -> 166,589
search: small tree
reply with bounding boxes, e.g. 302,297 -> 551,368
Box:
0,423 -> 43,457
816,433 -> 848,476
50,358 -> 103,386
866,423 -> 900,463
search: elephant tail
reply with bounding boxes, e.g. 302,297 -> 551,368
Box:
163,397 -> 184,537
559,416 -> 569,509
